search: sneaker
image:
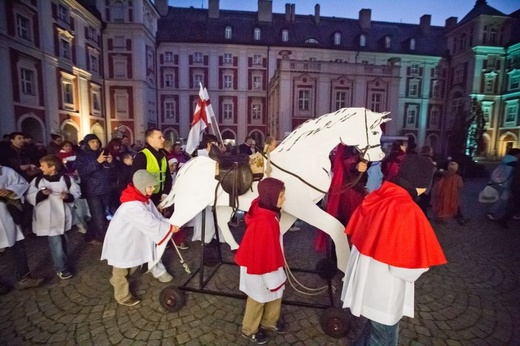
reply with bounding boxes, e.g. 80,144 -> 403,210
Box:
156,272 -> 173,283
57,271 -> 74,280
178,242 -> 189,250
262,320 -> 288,334
17,274 -> 44,290
118,296 -> 140,306
242,329 -> 268,344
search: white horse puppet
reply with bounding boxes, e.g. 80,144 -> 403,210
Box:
159,107 -> 390,272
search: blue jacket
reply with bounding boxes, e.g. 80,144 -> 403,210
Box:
76,147 -> 116,197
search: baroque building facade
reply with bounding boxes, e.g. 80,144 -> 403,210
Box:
0,0 -> 518,157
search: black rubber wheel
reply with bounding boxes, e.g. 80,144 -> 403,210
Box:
316,258 -> 338,280
320,307 -> 351,338
159,286 -> 185,312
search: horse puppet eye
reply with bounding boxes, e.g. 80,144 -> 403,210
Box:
372,131 -> 379,136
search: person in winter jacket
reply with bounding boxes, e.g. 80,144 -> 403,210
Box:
235,177 -> 288,345
100,170 -> 178,306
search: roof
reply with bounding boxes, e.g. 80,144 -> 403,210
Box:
157,7 -> 448,56
458,0 -> 507,25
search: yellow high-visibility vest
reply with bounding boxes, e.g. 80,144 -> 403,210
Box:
142,148 -> 167,194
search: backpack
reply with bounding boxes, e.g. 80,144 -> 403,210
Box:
490,164 -> 510,184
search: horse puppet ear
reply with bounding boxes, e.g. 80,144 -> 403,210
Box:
369,111 -> 391,129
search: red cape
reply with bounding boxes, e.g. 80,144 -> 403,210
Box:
235,199 -> 284,274
120,184 -> 151,204
346,181 -> 447,269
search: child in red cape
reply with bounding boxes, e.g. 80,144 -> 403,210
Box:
341,154 -> 447,345
235,177 -> 287,345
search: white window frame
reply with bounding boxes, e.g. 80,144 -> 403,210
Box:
335,91 -> 347,110
505,101 -> 518,124
223,53 -> 232,64
482,101 -> 493,126
193,52 -> 203,63
254,28 -> 261,41
193,73 -> 203,88
252,75 -> 262,89
113,56 -> 127,78
360,34 -> 366,47
484,73 -> 496,93
410,64 -> 419,75
16,14 -> 32,41
164,72 -> 174,87
61,39 -> 71,59
298,89 -> 310,111
89,53 -> 98,72
406,105 -> 418,127
225,26 -> 232,39
508,72 -> 519,91
164,51 -> 173,62
410,38 -> 416,50
114,89 -> 129,119
164,100 -> 176,121
251,103 -> 262,121
429,107 -> 440,129
61,77 -> 75,111
408,79 -> 420,97
91,88 -> 101,114
58,4 -> 69,22
20,68 -> 35,95
369,91 -> 384,112
334,32 -> 341,46
282,30 -> 289,42
253,55 -> 262,65
17,59 -> 39,105
385,36 -> 391,48
432,80 -> 441,98
223,102 -> 234,120
223,74 -> 233,89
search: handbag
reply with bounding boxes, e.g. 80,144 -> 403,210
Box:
0,197 -> 24,224
478,185 -> 499,203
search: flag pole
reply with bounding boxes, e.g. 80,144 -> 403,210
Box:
202,86 -> 224,145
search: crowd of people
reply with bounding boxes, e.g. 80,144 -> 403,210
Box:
1,129 -> 519,344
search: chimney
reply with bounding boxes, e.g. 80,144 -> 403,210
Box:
208,0 -> 219,19
445,16 -> 458,31
290,4 -> 295,22
420,15 -> 431,34
359,9 -> 371,29
258,0 -> 272,22
155,0 -> 168,16
314,4 -> 320,24
285,3 -> 291,21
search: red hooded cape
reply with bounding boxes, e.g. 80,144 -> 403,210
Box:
235,198 -> 284,275
346,181 -> 447,269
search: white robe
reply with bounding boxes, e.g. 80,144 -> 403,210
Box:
239,267 -> 286,303
0,166 -> 28,248
100,200 -> 172,268
26,176 -> 81,236
341,246 -> 428,325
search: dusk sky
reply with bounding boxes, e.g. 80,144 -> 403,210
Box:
166,0 -> 519,26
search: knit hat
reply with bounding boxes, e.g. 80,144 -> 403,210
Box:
258,178 -> 285,209
168,158 -> 178,165
83,134 -> 100,144
395,154 -> 435,189
132,170 -> 157,195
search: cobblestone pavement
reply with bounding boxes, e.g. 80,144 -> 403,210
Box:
0,177 -> 519,345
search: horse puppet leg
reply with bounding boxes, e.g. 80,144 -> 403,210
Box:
215,206 -> 239,250
283,199 -> 350,274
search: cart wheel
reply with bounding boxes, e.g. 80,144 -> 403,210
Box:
159,286 -> 185,312
316,258 -> 338,280
320,307 -> 351,338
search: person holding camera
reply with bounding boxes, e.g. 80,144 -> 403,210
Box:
76,134 -> 117,245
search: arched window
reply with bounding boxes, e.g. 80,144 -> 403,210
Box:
225,26 -> 232,39
410,38 -> 416,50
254,28 -> 261,41
282,29 -> 289,42
385,36 -> 391,49
334,32 -> 341,46
360,34 -> 366,47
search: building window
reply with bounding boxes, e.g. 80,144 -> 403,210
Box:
509,73 -> 519,90
335,91 -> 347,110
114,59 -> 127,78
164,72 -> 174,87
482,102 -> 492,124
88,26 -> 97,41
225,26 -> 232,39
370,92 -> 383,112
252,104 -> 262,120
92,90 -> 101,112
223,102 -> 234,120
193,73 -> 203,88
282,30 -> 289,42
62,81 -> 74,109
384,36 -> 391,49
432,80 -> 441,98
298,90 -> 310,111
164,51 -> 173,62
334,32 -> 341,46
61,39 -> 71,59
111,1 -> 125,22
90,54 -> 98,72
408,79 -> 420,97
223,53 -> 232,64
451,99 -> 464,116
16,14 -> 32,41
429,107 -> 440,128
254,28 -> 261,41
484,73 -> 496,93
253,55 -> 262,65
410,64 -> 419,75
20,68 -> 35,95
165,101 -> 176,121
115,90 -> 129,118
454,68 -> 464,84
223,74 -> 233,89
505,103 -> 518,123
360,34 -> 366,47
252,76 -> 262,89
58,4 -> 69,22
410,38 -> 416,50
194,52 -> 203,63
406,105 -> 417,127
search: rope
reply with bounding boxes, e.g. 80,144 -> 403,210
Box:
282,251 -> 334,296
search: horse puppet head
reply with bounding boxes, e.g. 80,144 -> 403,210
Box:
274,107 -> 390,162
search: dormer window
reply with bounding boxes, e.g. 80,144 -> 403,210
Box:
111,0 -> 125,23
334,32 -> 341,46
385,36 -> 391,49
254,28 -> 261,41
282,30 -> 289,42
360,34 -> 366,47
225,26 -> 232,39
410,38 -> 416,51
